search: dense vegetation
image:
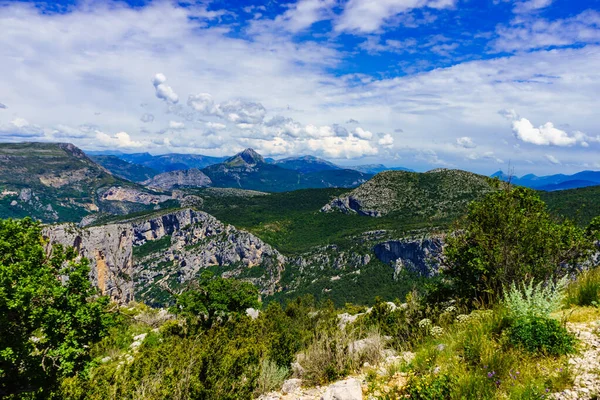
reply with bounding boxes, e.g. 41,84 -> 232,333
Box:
0,219 -> 115,399
2,184 -> 600,399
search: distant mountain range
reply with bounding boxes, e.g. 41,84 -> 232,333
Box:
91,149 -> 411,178
492,170 -> 600,191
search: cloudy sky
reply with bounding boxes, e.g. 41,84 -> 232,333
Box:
1,0 -> 599,175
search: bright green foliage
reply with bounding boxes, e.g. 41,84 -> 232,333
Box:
172,271 -> 260,330
443,185 -> 594,304
404,373 -> 455,399
507,317 -> 575,356
0,218 -> 115,398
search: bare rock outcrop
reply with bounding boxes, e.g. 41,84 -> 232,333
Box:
44,209 -> 286,305
43,222 -> 135,303
143,168 -> 212,190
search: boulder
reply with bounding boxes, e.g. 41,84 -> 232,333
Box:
321,378 -> 362,400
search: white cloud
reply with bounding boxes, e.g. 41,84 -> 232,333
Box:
378,133 -> 394,147
0,1 -> 599,174
206,122 -> 227,130
153,73 -> 179,104
188,94 -> 266,124
456,136 -> 476,148
354,127 -> 373,140
169,120 -> 185,130
96,131 -> 144,148
275,0 -> 335,33
0,118 -> 45,138
545,154 -> 560,164
511,118 -> 577,146
335,0 -> 456,33
513,0 -> 553,14
493,10 -> 600,52
0,103 -> 6,109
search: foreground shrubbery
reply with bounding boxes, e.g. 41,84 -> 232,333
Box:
1,186 -> 598,399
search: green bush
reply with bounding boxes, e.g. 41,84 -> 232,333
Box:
404,373 -> 455,400
503,278 -> 567,320
507,317 -> 575,356
443,186 -> 594,305
255,358 -> 289,396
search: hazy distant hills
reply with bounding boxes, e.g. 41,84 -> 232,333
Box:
90,155 -> 159,182
202,149 -> 372,192
492,170 -> 600,191
94,149 -> 411,178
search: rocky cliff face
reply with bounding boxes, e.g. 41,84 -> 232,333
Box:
131,209 -> 285,305
142,168 -> 212,190
373,237 -> 444,277
44,208 -> 286,305
43,222 -> 135,303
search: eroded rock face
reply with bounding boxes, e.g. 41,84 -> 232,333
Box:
44,209 -> 286,305
132,209 -> 286,304
43,223 -> 135,303
100,186 -> 172,205
373,237 -> 444,277
143,168 -> 212,190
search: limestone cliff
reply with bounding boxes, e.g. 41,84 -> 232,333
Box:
44,209 -> 285,305
43,222 -> 135,303
142,168 -> 212,190
373,237 -> 444,277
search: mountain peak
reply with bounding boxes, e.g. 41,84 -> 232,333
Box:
226,148 -> 265,166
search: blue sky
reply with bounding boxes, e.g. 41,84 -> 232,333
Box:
0,0 -> 599,175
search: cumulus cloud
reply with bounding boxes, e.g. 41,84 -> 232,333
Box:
140,113 -> 154,123
456,136 -> 476,148
335,0 -> 456,33
545,154 -> 561,164
511,118 -> 577,146
354,127 -> 373,140
346,118 -> 359,124
96,131 -> 144,148
0,103 -> 6,109
188,94 -> 266,124
152,73 -> 179,104
378,133 -> 394,147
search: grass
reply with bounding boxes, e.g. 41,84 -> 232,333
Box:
564,267 -> 600,308
365,307 -> 574,400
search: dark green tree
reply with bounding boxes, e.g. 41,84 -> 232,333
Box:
443,186 -> 594,304
173,271 -> 260,330
0,218 -> 115,398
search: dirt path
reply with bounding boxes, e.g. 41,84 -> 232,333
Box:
552,321 -> 600,400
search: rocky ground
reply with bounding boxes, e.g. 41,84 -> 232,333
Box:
552,320 -> 600,400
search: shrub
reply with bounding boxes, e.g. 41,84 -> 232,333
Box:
404,373 -> 455,400
507,316 -> 575,356
443,186 -> 594,305
255,358 -> 289,396
564,267 -> 600,307
503,277 -> 567,320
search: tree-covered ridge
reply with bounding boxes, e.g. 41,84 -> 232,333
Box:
325,169 -> 497,217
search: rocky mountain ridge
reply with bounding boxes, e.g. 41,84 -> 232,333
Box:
43,208 -> 286,304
